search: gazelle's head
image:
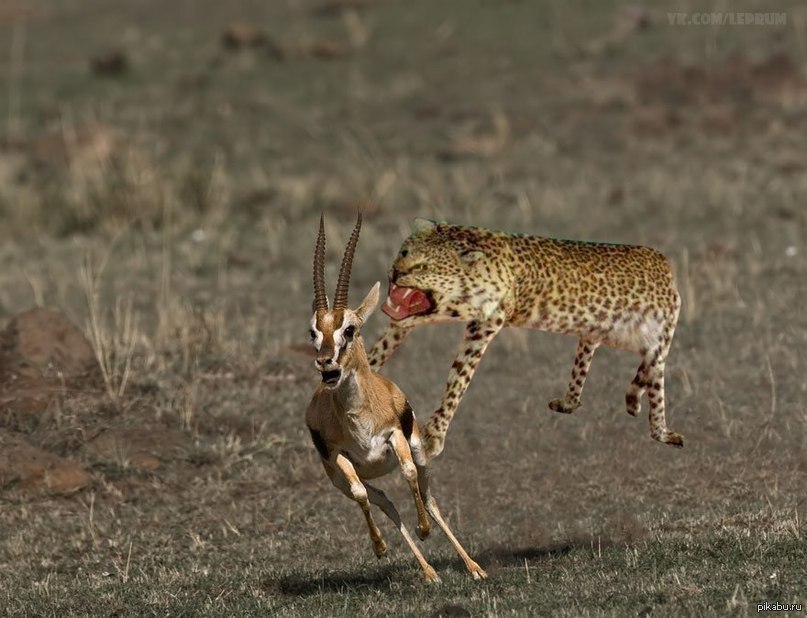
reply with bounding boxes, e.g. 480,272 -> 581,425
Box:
310,212 -> 380,389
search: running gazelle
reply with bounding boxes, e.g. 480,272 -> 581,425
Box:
304,212 -> 486,583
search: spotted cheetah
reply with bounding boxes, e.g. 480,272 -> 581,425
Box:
368,218 -> 683,458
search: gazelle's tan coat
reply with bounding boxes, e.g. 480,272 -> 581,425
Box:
305,213 -> 486,583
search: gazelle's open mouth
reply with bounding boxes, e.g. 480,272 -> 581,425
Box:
382,282 -> 433,321
321,369 -> 341,386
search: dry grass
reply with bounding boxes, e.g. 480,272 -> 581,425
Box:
0,0 -> 806,615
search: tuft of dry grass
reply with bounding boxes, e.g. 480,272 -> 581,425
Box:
80,251 -> 139,405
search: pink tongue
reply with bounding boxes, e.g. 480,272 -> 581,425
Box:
382,284 -> 430,320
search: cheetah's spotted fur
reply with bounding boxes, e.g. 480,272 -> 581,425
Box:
368,219 -> 683,458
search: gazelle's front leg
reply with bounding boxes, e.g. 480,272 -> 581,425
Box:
364,483 -> 440,583
549,338 -> 600,414
328,454 -> 387,558
422,318 -> 503,458
389,428 -> 431,540
367,323 -> 413,369
409,425 -> 487,580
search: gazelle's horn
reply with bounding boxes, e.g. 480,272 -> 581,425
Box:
313,214 -> 328,311
333,211 -> 362,310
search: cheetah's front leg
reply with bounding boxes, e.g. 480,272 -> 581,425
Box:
368,323 -> 413,370
549,338 -> 600,414
422,319 -> 503,458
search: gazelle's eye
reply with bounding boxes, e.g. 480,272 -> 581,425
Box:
343,325 -> 355,340
309,329 -> 316,340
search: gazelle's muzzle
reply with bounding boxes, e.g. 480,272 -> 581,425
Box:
316,357 -> 342,387
320,368 -> 342,386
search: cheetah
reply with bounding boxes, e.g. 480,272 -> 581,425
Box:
368,218 -> 683,458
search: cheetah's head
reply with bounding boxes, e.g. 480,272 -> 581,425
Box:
382,218 -> 486,323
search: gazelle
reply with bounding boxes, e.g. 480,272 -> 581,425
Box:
305,212 -> 487,583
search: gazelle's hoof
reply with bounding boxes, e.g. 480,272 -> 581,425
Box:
657,431 -> 684,448
469,562 -> 488,580
548,398 -> 580,414
416,523 -> 431,541
372,539 -> 387,558
422,566 -> 441,584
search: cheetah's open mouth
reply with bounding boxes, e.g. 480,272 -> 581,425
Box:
382,282 -> 433,320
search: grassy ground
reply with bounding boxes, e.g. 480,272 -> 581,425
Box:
1,0 -> 806,615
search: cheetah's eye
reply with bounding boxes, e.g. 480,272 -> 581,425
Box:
343,325 -> 356,340
400,249 -> 408,257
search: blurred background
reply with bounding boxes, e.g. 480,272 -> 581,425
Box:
0,1 -> 805,614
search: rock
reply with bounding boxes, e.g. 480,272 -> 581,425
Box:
0,307 -> 97,381
0,430 -> 90,493
307,40 -> 350,59
90,51 -> 129,76
130,452 -> 161,471
222,23 -> 264,49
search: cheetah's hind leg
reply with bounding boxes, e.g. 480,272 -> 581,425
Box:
548,339 -> 600,414
632,335 -> 683,448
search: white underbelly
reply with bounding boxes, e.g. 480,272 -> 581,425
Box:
526,310 -> 664,352
603,314 -> 664,351
345,434 -> 398,480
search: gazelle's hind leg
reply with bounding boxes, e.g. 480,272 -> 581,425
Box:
549,338 -> 600,414
364,483 -> 441,583
409,427 -> 487,580
329,455 -> 387,557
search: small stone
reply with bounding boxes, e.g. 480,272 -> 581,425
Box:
222,24 -> 264,49
0,307 -> 97,381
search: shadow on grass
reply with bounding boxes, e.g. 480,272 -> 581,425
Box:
271,538 -> 598,596
269,563 -> 404,596
479,532 -> 621,566
479,539 -> 579,566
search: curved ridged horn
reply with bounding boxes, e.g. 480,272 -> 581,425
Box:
333,211 -> 362,310
313,214 -> 328,311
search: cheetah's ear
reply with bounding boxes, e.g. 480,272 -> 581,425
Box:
460,250 -> 485,265
411,217 -> 438,232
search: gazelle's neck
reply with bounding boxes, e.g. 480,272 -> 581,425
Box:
332,338 -> 373,413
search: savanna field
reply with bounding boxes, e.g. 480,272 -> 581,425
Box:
0,1 -> 805,615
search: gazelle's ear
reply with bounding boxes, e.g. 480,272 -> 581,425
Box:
355,282 -> 380,323
412,217 -> 438,232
